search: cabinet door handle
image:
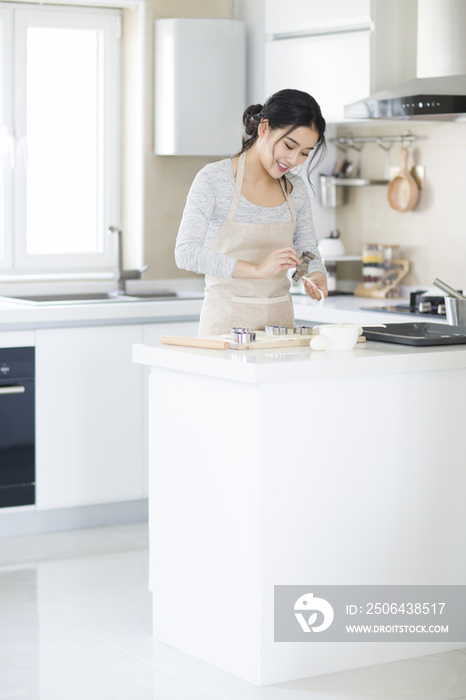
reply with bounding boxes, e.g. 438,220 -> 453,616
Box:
0,386 -> 26,395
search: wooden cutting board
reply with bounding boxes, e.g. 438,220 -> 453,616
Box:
159,331 -> 366,351
219,332 -> 314,350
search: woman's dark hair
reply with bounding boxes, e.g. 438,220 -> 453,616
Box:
235,88 -> 326,183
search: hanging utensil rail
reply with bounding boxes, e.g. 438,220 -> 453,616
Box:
330,131 -> 418,178
321,130 -> 423,191
329,131 -> 417,147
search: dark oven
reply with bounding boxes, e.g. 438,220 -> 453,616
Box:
0,347 -> 35,507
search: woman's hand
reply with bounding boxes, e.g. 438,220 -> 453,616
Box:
302,272 -> 328,300
233,248 -> 301,279
255,247 -> 301,279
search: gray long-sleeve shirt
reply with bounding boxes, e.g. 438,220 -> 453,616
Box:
175,158 -> 326,279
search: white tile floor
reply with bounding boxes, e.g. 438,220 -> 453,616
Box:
0,522 -> 465,700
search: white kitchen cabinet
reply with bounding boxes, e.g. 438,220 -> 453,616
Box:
140,321 -> 199,497
265,0 -> 372,36
0,331 -> 35,348
266,31 -> 371,123
265,0 -> 417,122
35,324 -> 144,510
155,19 -> 245,156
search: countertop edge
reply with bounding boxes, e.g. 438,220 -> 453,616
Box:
0,314 -> 200,333
132,342 -> 466,384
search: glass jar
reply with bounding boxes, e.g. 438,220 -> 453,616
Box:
381,244 -> 400,268
362,244 -> 385,288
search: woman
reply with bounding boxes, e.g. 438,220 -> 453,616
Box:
175,88 -> 328,337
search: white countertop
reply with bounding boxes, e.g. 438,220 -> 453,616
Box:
0,288 -> 446,331
292,293 -> 447,325
133,336 -> 466,385
0,293 -> 204,330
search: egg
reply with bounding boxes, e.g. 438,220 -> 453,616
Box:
310,334 -> 330,351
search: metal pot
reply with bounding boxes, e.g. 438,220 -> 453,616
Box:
319,175 -> 347,207
445,297 -> 466,325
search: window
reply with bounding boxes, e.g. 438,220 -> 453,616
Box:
0,3 -> 121,274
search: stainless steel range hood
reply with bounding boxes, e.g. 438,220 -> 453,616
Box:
344,0 -> 466,120
344,75 -> 466,120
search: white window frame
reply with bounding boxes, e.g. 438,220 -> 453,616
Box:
1,3 -> 121,273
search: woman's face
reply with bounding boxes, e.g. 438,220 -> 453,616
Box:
257,122 -> 320,178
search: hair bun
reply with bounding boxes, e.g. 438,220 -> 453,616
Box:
243,103 -> 263,122
243,103 -> 263,135
249,103 -> 263,116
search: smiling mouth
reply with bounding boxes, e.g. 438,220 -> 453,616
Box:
277,161 -> 289,173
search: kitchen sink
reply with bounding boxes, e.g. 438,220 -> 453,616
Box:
1,291 -> 203,305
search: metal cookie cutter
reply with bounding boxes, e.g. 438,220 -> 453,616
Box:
291,251 -> 315,282
231,328 -> 256,343
293,326 -> 314,335
232,331 -> 256,343
265,325 -> 288,336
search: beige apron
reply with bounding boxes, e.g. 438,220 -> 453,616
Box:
198,152 -> 297,337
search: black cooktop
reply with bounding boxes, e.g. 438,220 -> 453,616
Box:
361,290 -> 447,319
365,304 -> 446,319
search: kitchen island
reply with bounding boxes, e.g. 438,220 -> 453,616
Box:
133,337 -> 466,685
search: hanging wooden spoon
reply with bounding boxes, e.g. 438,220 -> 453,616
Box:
387,147 -> 419,212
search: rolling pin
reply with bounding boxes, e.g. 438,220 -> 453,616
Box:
159,334 -> 366,350
159,336 -> 230,350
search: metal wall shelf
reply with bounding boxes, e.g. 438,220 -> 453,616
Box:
319,174 -> 388,206
322,176 -> 389,187
329,132 -> 417,148
319,131 -> 423,206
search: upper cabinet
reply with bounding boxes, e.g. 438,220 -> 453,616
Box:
265,0 -> 417,123
266,30 -> 371,124
155,19 -> 246,156
265,0 -> 372,35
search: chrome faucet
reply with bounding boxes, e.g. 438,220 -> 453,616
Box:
108,226 -> 148,294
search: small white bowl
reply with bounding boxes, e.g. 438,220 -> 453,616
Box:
316,324 -> 361,350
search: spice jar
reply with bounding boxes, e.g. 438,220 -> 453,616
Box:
381,244 -> 400,268
362,244 -> 385,288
